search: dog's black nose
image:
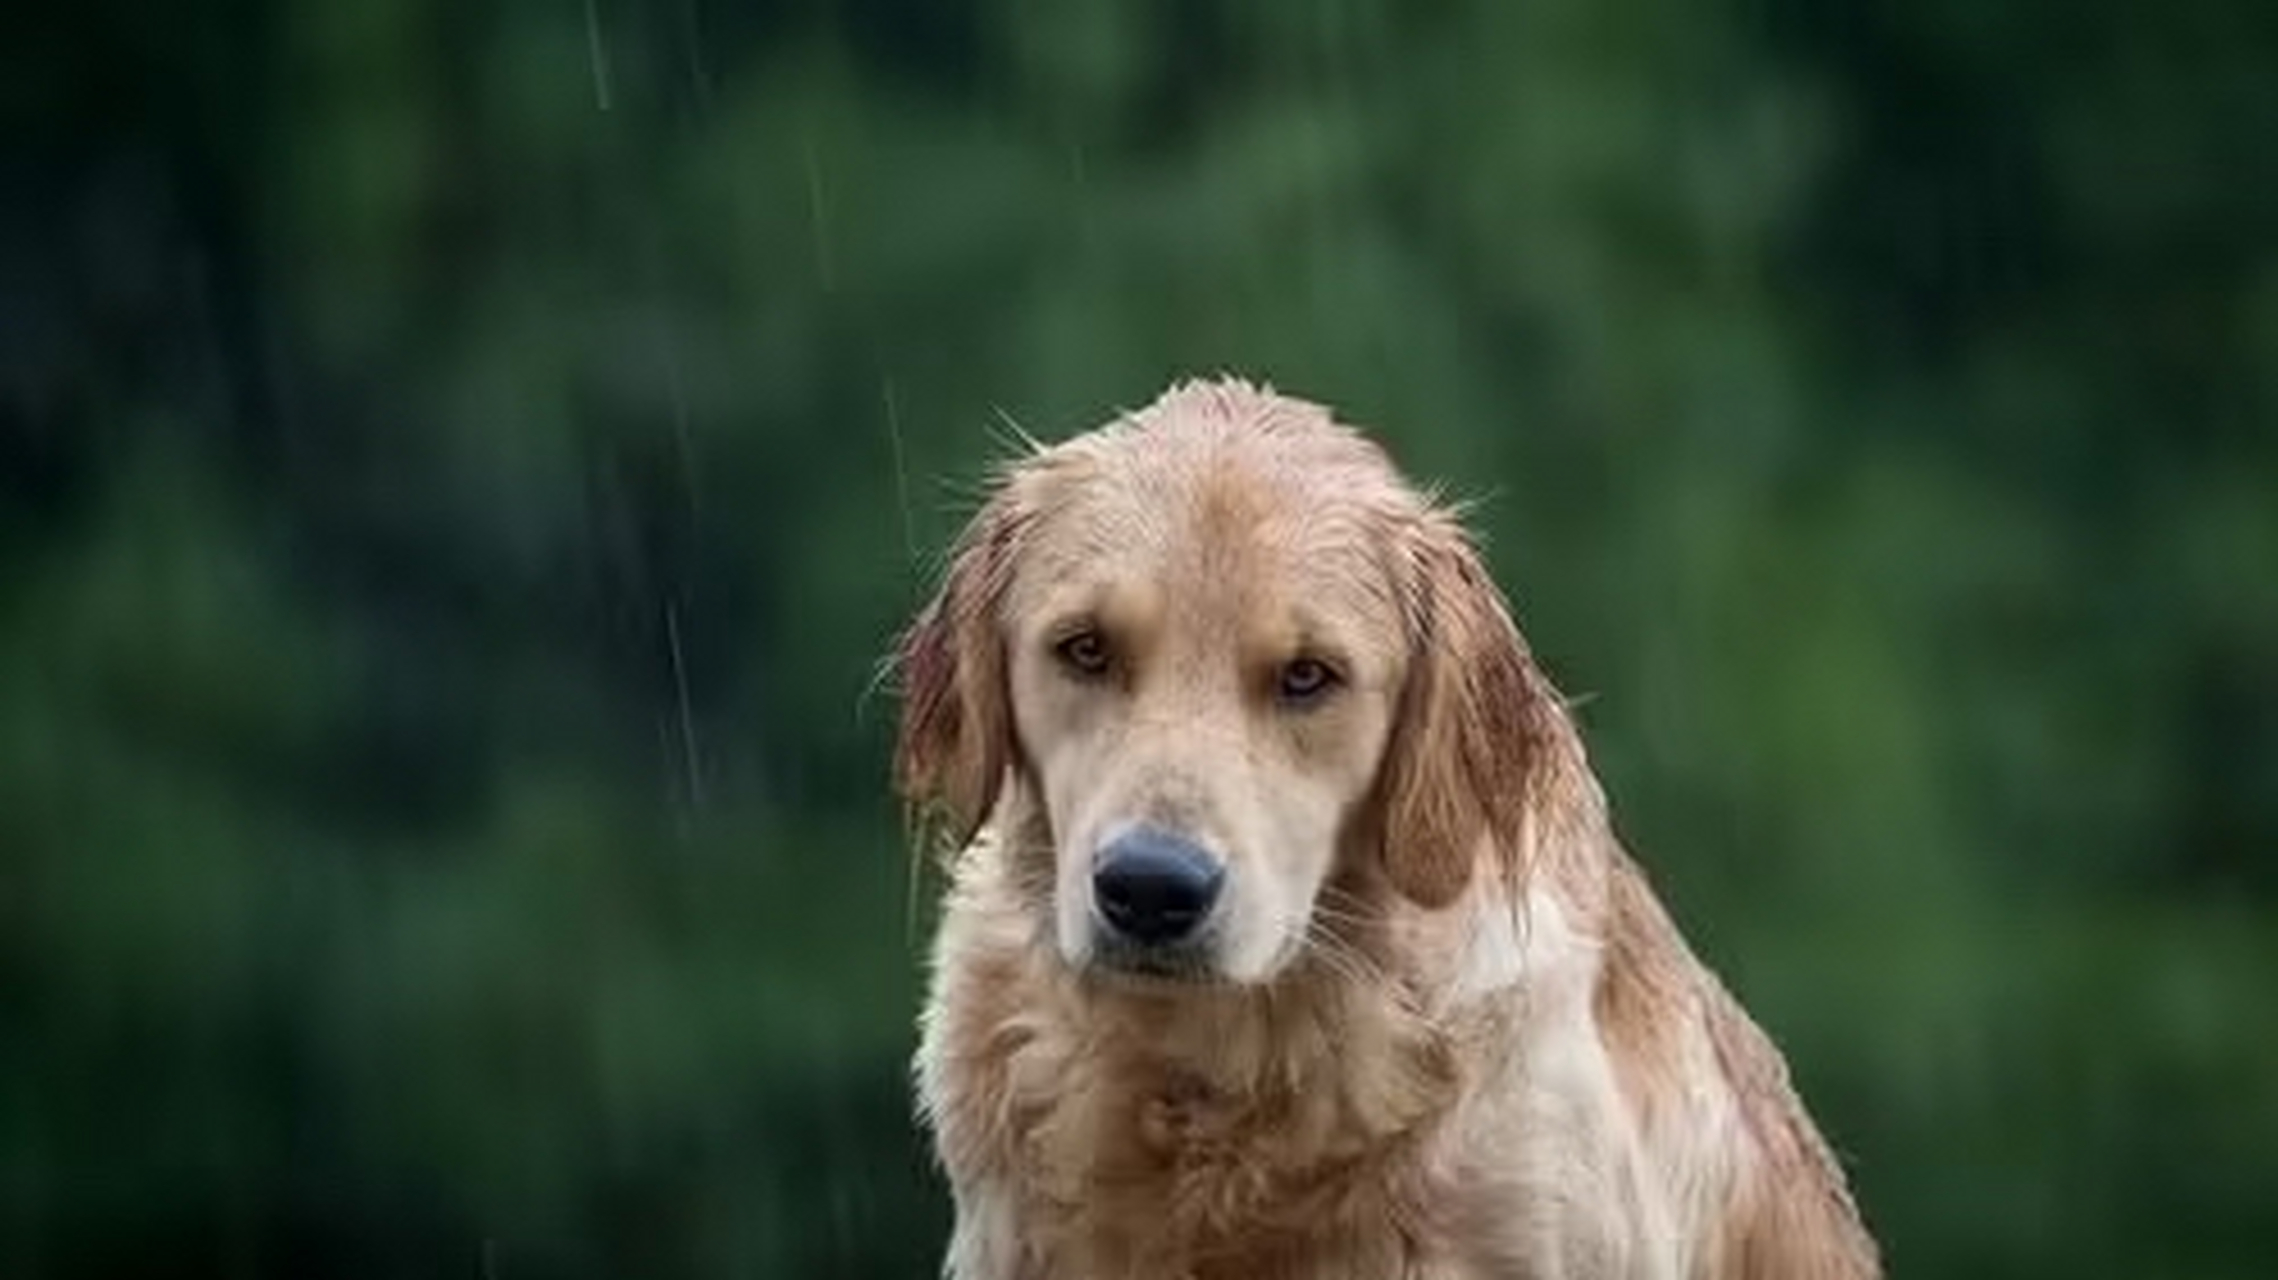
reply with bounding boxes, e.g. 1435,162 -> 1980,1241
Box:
1093,827 -> 1224,946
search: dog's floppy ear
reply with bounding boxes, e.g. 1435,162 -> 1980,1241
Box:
894,491 -> 1026,853
1376,515 -> 1562,907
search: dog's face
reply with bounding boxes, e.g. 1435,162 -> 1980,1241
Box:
998,454 -> 1411,982
897,383 -> 1547,985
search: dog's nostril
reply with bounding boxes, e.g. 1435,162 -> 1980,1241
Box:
1092,827 -> 1224,946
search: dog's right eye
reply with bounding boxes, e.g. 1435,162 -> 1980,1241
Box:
1053,629 -> 1112,678
1275,656 -> 1341,706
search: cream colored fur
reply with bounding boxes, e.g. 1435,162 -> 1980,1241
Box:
896,379 -> 1879,1279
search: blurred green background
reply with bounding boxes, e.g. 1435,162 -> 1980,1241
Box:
8,0 -> 2277,1275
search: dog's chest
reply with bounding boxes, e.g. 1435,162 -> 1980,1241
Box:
918,897 -> 1473,1278
988,1031 -> 1451,1277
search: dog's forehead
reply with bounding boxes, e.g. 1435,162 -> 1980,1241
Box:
1005,422 -> 1410,631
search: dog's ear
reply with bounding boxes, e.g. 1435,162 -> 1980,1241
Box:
894,492 -> 1025,853
1375,515 -> 1561,907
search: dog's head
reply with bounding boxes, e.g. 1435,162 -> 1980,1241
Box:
895,381 -> 1561,984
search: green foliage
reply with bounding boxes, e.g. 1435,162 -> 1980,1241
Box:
7,0 -> 2274,1275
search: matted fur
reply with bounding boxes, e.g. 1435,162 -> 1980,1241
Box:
895,379 -> 1880,1279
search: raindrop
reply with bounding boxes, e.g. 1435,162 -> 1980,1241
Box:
583,0 -> 614,112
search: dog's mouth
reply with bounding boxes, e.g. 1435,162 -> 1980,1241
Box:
1084,936 -> 1222,985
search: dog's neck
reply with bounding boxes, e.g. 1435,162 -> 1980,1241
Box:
1069,936 -> 1460,1146
983,768 -> 1619,1135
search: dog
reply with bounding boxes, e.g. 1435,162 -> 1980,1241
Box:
894,378 -> 1880,1278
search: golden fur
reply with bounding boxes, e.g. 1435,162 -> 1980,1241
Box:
895,379 -> 1880,1279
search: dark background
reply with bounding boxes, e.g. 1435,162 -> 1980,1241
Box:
7,0 -> 2277,1275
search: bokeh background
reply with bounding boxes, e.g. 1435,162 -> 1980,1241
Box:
9,0 -> 2278,1275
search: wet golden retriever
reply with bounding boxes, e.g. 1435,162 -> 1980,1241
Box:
894,379 -> 1880,1279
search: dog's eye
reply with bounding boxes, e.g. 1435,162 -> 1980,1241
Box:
1276,657 -> 1339,705
1054,629 -> 1112,677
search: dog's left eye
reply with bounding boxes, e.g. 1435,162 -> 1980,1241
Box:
1054,629 -> 1113,677
1276,657 -> 1339,705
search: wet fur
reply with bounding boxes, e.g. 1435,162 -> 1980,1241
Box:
895,379 -> 1880,1279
